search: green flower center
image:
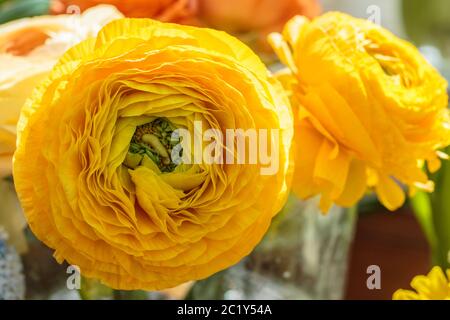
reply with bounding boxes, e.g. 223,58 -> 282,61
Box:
124,118 -> 181,172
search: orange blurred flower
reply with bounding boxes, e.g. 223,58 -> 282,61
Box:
0,5 -> 122,177
51,0 -> 198,23
198,0 -> 321,34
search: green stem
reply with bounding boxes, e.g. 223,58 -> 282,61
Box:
410,147 -> 450,269
430,153 -> 450,269
410,192 -> 438,253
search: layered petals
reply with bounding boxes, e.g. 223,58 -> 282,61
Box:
13,19 -> 293,290
270,13 -> 450,212
393,266 -> 450,300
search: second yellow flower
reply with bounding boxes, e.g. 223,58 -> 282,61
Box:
270,13 -> 450,212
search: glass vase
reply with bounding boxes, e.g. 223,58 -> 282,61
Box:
188,195 -> 357,300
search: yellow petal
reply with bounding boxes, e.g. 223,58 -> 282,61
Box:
375,175 -> 405,211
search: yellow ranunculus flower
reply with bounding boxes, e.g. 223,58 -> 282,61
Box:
13,19 -> 293,290
393,266 -> 450,300
0,5 -> 123,177
269,12 -> 450,212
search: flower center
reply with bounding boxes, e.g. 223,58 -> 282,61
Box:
124,118 -> 181,172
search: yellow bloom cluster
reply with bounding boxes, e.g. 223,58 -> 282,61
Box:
13,19 -> 293,290
269,12 -> 450,212
7,7 -> 450,292
394,266 -> 450,300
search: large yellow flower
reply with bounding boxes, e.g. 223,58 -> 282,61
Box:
269,12 -> 450,212
0,5 -> 123,177
393,266 -> 450,300
13,19 -> 293,290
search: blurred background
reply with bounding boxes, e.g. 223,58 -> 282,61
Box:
0,0 -> 449,300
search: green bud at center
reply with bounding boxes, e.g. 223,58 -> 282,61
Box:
124,118 -> 180,172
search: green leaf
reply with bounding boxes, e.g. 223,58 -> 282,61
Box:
411,145 -> 450,269
0,0 -> 50,24
79,277 -> 114,300
410,191 -> 438,251
113,290 -> 149,300
429,148 -> 450,269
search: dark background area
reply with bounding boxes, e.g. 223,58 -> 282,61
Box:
345,208 -> 430,299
